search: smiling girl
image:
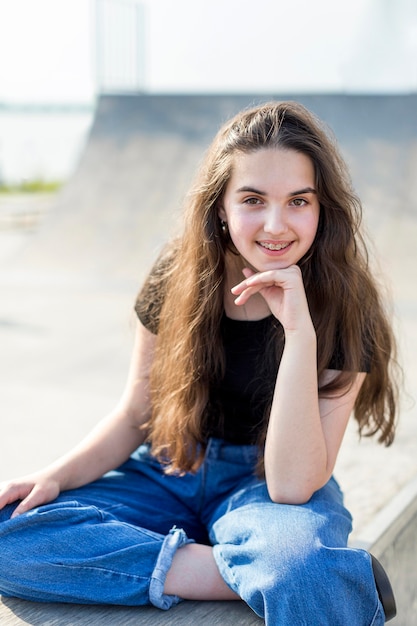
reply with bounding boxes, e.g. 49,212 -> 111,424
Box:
0,102 -> 399,624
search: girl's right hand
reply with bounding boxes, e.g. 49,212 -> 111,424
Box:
231,265 -> 313,333
0,474 -> 60,518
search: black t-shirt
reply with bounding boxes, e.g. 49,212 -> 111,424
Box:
135,261 -> 365,445
137,301 -> 281,443
204,314 -> 281,444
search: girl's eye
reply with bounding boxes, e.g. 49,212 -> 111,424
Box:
244,197 -> 262,205
291,198 -> 307,207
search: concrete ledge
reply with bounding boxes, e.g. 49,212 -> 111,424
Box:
352,474 -> 417,625
0,598 -> 262,625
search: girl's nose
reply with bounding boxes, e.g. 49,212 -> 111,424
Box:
264,206 -> 287,234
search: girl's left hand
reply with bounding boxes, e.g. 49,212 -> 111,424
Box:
231,266 -> 313,332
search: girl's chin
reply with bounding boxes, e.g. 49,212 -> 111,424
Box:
251,258 -> 295,272
232,251 -> 294,274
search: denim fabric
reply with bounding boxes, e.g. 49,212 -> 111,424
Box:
149,527 -> 194,609
0,439 -> 384,624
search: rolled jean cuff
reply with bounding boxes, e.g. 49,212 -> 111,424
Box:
149,526 -> 194,610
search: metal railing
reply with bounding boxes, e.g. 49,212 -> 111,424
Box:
94,0 -> 146,94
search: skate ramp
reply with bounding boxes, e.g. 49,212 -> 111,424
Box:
0,94 -> 416,624
7,93 -> 417,289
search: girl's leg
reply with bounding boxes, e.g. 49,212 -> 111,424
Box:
0,499 -> 171,605
164,543 -> 239,601
209,477 -> 385,626
0,447 -> 205,608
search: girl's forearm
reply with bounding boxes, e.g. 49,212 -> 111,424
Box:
40,409 -> 147,492
264,328 -> 328,504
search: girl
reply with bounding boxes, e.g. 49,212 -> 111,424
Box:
0,102 -> 399,624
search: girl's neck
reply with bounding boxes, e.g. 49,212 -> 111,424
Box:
222,255 -> 271,321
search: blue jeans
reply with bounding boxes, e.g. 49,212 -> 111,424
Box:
0,439 -> 384,625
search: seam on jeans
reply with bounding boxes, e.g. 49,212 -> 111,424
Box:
0,501 -> 104,535
1,565 -> 149,605
197,455 -> 207,516
369,598 -> 385,626
54,562 -> 150,581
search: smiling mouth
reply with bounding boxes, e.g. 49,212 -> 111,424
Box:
258,241 -> 292,251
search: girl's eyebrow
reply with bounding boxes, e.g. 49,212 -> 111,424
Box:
235,185 -> 317,196
235,186 -> 266,195
290,186 -> 317,196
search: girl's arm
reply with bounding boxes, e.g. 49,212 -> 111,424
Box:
0,320 -> 155,517
264,336 -> 365,504
231,266 -> 365,504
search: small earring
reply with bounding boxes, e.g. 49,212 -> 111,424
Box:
220,219 -> 228,234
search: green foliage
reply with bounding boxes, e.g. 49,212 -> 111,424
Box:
0,179 -> 63,194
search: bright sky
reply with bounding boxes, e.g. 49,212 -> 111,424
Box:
0,0 -> 416,103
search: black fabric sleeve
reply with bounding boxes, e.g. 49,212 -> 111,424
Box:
134,251 -> 172,334
327,335 -> 372,373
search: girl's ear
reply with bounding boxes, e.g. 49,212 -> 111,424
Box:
217,203 -> 227,221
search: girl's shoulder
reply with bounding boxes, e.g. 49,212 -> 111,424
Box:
135,243 -> 178,334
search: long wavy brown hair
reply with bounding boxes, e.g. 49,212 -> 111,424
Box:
137,101 -> 399,474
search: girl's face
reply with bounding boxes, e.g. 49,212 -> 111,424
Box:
218,148 -> 320,273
